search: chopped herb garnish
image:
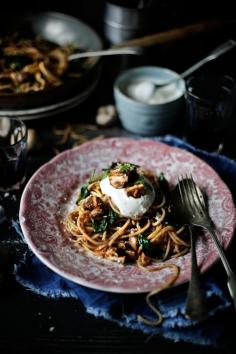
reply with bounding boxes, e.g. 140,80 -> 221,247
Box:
101,169 -> 109,179
88,170 -> 100,183
118,163 -> 137,173
89,169 -> 111,182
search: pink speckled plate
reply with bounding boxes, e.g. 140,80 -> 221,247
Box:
19,138 -> 236,293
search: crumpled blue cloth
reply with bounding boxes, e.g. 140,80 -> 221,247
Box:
14,135 -> 236,347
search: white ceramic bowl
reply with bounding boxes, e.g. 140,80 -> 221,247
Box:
114,66 -> 186,135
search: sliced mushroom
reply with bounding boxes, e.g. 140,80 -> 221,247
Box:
129,235 -> 138,251
109,171 -> 128,189
83,195 -> 104,220
83,195 -> 103,211
90,207 -> 104,219
126,184 -> 145,198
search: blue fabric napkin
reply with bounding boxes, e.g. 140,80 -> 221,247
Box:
13,135 -> 236,347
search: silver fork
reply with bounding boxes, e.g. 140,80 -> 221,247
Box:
179,174 -> 236,308
176,179 -> 208,320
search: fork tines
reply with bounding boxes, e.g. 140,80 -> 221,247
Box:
177,174 -> 206,215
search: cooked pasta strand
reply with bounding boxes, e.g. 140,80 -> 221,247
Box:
64,164 -> 190,327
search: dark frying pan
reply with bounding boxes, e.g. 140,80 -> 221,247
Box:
0,11 -> 103,109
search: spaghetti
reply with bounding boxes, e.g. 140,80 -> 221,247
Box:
65,162 -> 189,325
65,162 -> 189,267
0,33 -> 84,94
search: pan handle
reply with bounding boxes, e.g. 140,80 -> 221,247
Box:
114,18 -> 222,48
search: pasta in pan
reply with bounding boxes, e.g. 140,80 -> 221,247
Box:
0,33 -> 84,94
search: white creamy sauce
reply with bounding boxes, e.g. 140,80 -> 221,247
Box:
100,176 -> 155,218
125,79 -> 181,104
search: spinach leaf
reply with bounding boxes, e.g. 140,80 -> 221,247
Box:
92,219 -> 108,233
138,234 -> 162,257
76,169 -> 104,205
76,183 -> 90,204
92,208 -> 118,233
107,208 -> 118,225
138,234 -> 153,256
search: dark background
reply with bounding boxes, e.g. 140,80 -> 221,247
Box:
1,2 -> 236,354
14,0 -> 236,155
4,1 -> 236,84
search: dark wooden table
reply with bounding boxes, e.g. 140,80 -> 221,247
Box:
1,6 -> 236,353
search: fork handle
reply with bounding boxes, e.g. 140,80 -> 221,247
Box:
185,226 -> 208,320
205,224 -> 236,307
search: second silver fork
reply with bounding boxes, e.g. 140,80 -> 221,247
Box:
179,174 -> 236,309
177,178 -> 208,320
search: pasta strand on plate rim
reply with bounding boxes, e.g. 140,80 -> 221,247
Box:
64,162 -> 189,324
